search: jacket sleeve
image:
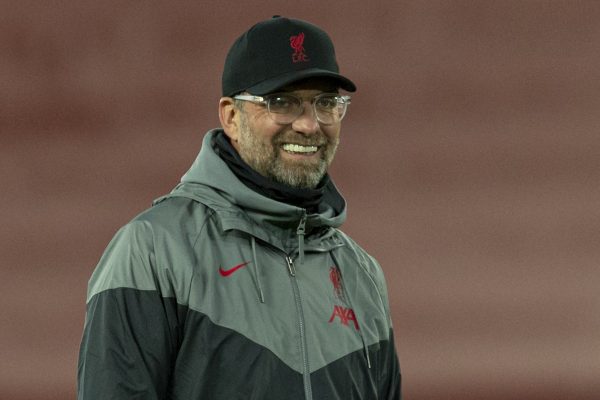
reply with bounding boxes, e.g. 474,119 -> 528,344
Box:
380,329 -> 402,400
77,221 -> 184,400
368,254 -> 402,399
360,250 -> 402,399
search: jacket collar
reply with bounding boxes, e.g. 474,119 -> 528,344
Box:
157,129 -> 348,251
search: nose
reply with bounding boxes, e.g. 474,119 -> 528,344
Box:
291,101 -> 319,135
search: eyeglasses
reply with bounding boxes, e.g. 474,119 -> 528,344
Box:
233,92 -> 351,125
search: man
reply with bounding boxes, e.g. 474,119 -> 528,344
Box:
78,16 -> 401,400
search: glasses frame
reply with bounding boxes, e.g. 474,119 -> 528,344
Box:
233,92 -> 352,125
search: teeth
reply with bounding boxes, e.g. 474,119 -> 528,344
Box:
282,143 -> 318,153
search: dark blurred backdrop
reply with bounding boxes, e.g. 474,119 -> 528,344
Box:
1,1 -> 599,399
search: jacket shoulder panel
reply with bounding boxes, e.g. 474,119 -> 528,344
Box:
87,197 -> 214,304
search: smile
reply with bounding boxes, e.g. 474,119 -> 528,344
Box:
282,143 -> 319,154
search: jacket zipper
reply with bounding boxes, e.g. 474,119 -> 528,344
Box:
286,255 -> 313,400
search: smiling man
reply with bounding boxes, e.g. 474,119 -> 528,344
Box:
221,78 -> 344,189
78,16 -> 401,400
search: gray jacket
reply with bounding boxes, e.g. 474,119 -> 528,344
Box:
78,129 -> 401,400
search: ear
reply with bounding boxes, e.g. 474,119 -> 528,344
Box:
218,97 -> 240,143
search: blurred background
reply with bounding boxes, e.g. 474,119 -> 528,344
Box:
1,1 -> 599,399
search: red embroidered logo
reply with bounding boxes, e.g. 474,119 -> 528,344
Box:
329,266 -> 345,301
219,262 -> 250,277
329,305 -> 360,330
290,32 -> 309,63
328,266 -> 359,330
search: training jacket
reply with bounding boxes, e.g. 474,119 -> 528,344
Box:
78,129 -> 401,400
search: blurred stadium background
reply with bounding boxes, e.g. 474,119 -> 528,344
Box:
1,1 -> 599,399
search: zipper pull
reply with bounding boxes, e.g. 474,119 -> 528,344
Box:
296,214 -> 307,236
286,256 -> 296,277
296,214 -> 307,265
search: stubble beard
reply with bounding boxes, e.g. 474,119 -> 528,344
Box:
236,111 -> 339,189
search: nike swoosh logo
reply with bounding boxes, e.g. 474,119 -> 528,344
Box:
219,262 -> 250,277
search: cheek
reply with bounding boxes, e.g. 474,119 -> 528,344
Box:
322,125 -> 341,143
248,117 -> 283,144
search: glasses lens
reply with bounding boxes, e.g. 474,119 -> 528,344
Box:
315,95 -> 347,124
267,95 -> 302,123
264,93 -> 350,125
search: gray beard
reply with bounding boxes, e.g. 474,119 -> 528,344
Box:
236,113 -> 338,189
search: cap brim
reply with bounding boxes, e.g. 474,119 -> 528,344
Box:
246,68 -> 356,95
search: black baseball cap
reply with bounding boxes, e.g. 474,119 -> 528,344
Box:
222,16 -> 356,97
